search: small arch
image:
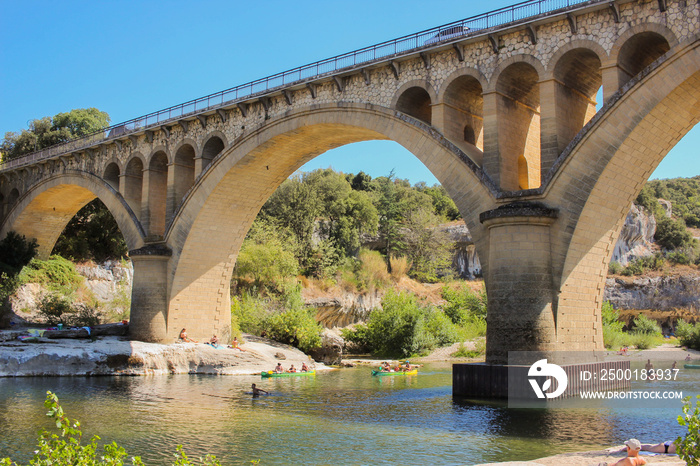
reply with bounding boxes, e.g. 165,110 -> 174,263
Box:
8,188 -> 19,206
494,61 -> 541,190
394,83 -> 434,125
442,74 -> 484,151
124,157 -> 144,218
201,135 -> 225,173
104,162 -> 120,191
552,47 -> 603,153
146,151 -> 168,237
171,144 -> 196,223
617,32 -> 670,87
518,154 -> 529,189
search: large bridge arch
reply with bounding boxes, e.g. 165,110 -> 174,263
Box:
158,103 -> 497,342
545,37 -> 700,354
0,172 -> 145,259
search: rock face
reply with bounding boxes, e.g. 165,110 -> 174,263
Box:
308,329 -> 344,365
604,273 -> 700,312
306,291 -> 382,328
610,204 -> 657,266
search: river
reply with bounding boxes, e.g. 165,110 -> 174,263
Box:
1,362 -> 698,465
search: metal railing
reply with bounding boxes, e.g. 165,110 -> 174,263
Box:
0,0 -> 603,171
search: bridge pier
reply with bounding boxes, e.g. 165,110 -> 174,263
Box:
128,244 -> 172,343
481,202 -> 559,365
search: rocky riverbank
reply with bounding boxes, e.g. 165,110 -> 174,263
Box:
0,329 -> 323,377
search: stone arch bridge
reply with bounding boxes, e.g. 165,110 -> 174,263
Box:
1,0 -> 698,363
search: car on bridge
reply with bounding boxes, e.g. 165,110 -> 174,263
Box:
424,26 -> 470,45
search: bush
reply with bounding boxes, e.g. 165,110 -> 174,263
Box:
441,285 -> 487,325
261,307 -> 322,353
676,395 -> 700,466
72,303 -> 102,327
633,314 -> 662,335
608,261 -> 623,275
389,255 -> 411,281
676,320 -> 700,350
451,339 -> 485,358
621,254 -> 665,276
18,255 -> 84,295
230,291 -> 271,336
37,294 -> 74,326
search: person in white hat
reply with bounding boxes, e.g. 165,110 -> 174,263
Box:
611,439 -> 646,466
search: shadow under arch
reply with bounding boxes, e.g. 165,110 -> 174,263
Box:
165,103 -> 498,341
0,171 -> 145,259
544,37 -> 700,351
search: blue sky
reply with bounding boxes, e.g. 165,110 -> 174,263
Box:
0,1 -> 696,185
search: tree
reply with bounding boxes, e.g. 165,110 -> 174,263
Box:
1,108 -> 110,160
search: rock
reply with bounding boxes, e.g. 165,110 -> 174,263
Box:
604,273 -> 700,312
308,329 -> 344,365
307,292 -> 381,328
274,352 -> 286,360
658,198 -> 673,218
610,204 -> 656,266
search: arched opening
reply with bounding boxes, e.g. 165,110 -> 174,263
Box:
104,163 -> 120,191
201,136 -> 225,174
395,87 -> 432,124
518,154 -> 529,189
146,151 -> 168,237
617,32 -> 670,87
553,48 -> 603,154
167,108 -> 492,343
495,62 -> 541,190
171,144 -> 195,223
8,188 -> 19,206
124,157 -> 143,218
442,75 -> 483,154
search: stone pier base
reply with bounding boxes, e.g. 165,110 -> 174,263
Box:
453,360 -> 631,399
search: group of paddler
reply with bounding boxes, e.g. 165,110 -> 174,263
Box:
272,362 -> 311,373
379,360 -> 414,372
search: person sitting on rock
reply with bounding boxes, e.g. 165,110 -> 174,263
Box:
179,328 -> 197,343
229,336 -> 246,351
301,362 -> 309,372
208,335 -> 219,348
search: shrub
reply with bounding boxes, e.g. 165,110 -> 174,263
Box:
441,285 -> 487,325
451,339 -> 485,358
261,307 -> 322,353
633,314 -> 662,335
389,255 -> 411,281
72,303 -> 102,327
18,255 -> 84,295
356,248 -> 390,291
676,395 -> 700,466
608,261 -> 623,275
230,291 -> 271,335
621,254 -> 665,276
37,294 -> 74,326
676,320 -> 700,350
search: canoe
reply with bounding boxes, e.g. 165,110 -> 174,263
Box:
684,364 -> 700,369
261,370 -> 315,378
372,369 -> 418,376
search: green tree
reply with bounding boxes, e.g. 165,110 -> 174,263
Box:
2,108 -> 110,160
53,199 -> 128,262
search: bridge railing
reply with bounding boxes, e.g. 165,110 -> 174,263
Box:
0,0 -> 601,172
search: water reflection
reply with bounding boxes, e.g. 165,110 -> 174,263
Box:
0,363 -> 696,465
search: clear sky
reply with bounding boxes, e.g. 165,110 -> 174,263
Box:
1,1 -> 696,186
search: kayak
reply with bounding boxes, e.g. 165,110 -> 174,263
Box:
372,369 -> 418,376
261,370 -> 315,378
684,364 -> 700,369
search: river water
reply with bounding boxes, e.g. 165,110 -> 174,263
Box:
1,362 -> 698,465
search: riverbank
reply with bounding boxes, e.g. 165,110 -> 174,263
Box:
0,329 -> 323,376
476,446 -> 684,465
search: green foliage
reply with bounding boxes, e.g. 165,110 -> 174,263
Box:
234,220 -> 299,292
620,254 -> 666,276
231,292 -> 272,336
0,232 -> 39,315
632,314 -> 662,335
346,290 -> 460,358
0,391 -> 229,465
656,216 -> 698,250
416,184 -> 461,221
608,261 -> 623,275
37,295 -> 74,326
441,285 -> 487,325
19,256 -> 84,295
601,302 -> 624,333
641,176 -> 700,228
451,339 -> 485,358
676,395 -> 700,466
261,306 -> 322,353
53,199 -> 128,262
1,108 -> 110,160
676,320 -> 700,350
